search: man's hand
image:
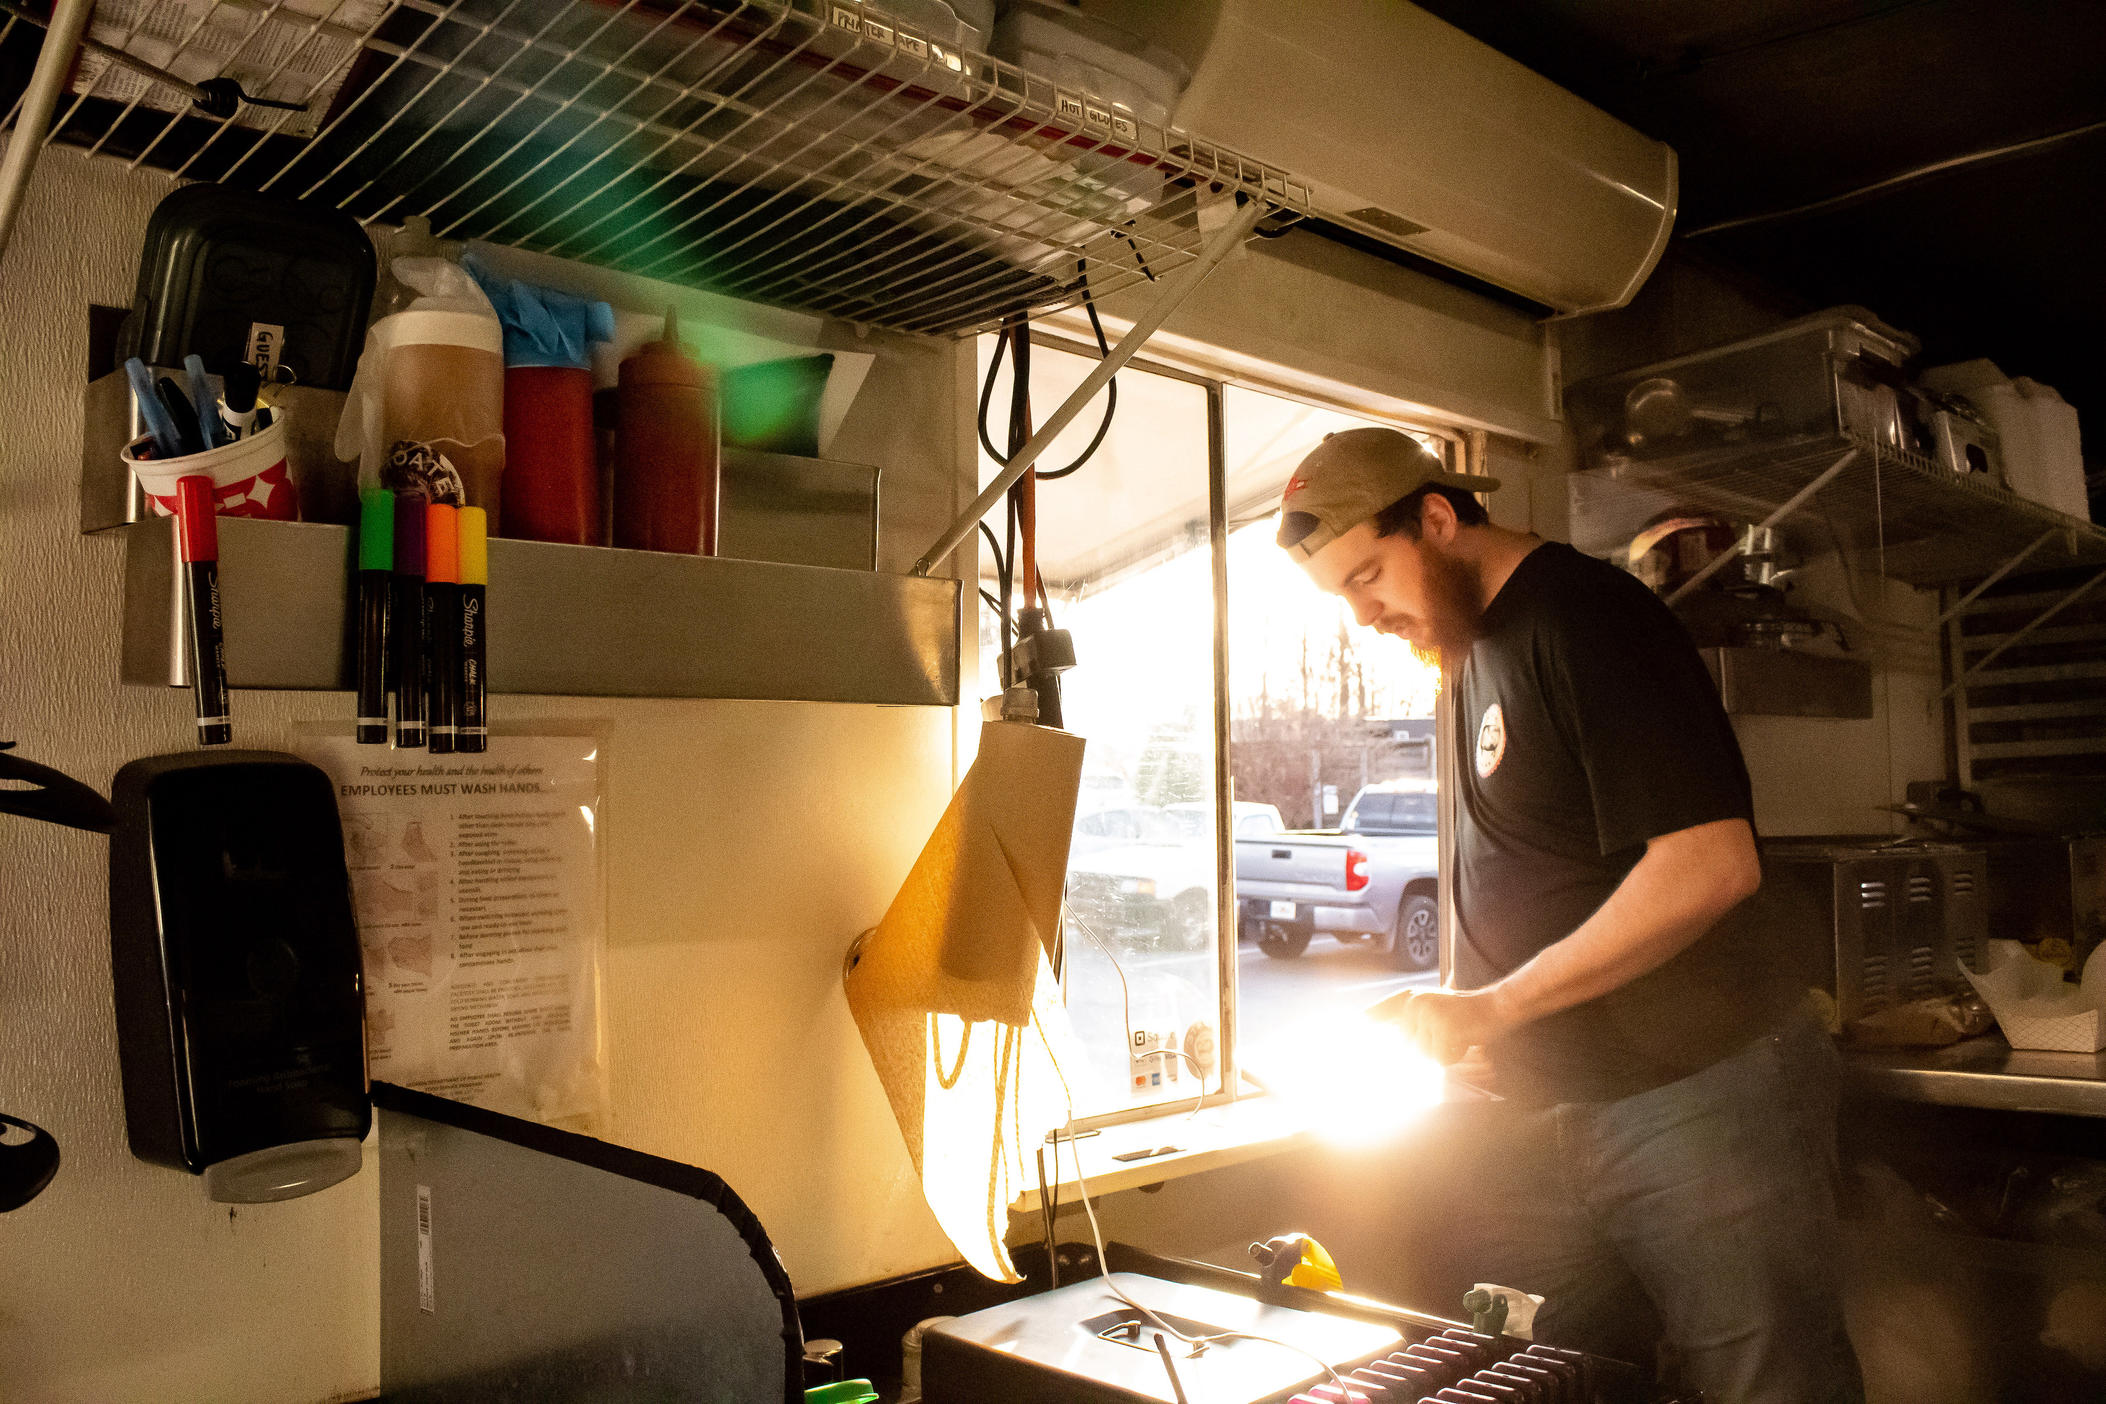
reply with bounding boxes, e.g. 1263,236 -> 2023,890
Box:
1367,987 -> 1516,1065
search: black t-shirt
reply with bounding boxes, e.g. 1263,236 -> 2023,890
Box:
1452,541 -> 1795,1103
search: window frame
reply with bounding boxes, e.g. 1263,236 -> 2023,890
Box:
1005,332 -> 1472,1134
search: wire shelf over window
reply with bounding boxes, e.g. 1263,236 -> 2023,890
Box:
1,0 -> 1309,336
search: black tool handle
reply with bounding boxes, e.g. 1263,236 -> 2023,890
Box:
155,375 -> 204,456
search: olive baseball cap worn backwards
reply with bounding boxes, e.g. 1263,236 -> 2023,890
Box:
1275,427 -> 1500,560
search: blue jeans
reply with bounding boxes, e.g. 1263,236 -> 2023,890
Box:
1460,1011 -> 1864,1404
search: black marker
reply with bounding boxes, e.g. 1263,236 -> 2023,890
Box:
355,490 -> 392,743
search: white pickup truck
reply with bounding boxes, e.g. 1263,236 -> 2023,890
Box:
1231,781 -> 1441,970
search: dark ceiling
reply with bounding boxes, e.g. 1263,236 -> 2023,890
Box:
1411,0 -> 2106,449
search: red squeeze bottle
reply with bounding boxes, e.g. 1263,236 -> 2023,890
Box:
501,364 -> 601,545
613,308 -> 719,555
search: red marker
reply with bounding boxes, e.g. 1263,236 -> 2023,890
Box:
175,476 -> 231,745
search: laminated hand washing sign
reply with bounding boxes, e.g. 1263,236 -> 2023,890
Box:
307,734 -> 607,1128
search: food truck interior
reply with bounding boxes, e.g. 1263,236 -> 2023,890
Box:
2,2 -> 2104,1402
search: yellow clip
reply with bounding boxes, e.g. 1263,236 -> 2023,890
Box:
1254,1233 -> 1344,1292
1286,1236 -> 1343,1293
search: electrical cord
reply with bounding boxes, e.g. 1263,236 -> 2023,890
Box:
979,521 -> 1008,581
971,261 -> 1121,695
1031,264 -> 1118,481
975,264 -> 1119,478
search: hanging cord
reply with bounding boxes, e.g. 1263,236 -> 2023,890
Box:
1001,494 -> 1018,685
1034,264 -> 1120,481
0,0 -> 309,116
979,520 -> 1010,666
1009,312 -> 1036,597
975,264 -> 1120,478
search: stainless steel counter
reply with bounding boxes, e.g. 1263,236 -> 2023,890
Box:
1845,1034 -> 2106,1118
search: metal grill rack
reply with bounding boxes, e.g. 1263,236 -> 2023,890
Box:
1571,431 -> 2106,590
1,0 -> 1308,337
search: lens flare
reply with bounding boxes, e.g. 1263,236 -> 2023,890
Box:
1249,1018 -> 1447,1146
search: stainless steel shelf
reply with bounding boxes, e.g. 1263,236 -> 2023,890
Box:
14,0 -> 1308,338
1846,1034 -> 2106,1119
1576,431 -> 2106,588
119,515 -> 960,704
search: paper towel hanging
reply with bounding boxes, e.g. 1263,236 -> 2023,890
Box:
844,721 -> 1085,1281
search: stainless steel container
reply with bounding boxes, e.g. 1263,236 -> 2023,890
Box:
1567,306 -> 1921,466
1752,837 -> 1989,1023
1925,403 -> 2003,482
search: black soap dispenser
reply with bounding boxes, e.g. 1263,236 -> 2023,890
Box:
109,750 -> 370,1202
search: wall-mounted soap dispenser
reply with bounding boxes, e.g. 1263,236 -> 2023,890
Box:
109,751 -> 369,1202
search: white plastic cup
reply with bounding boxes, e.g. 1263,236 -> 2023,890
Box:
125,415 -> 298,522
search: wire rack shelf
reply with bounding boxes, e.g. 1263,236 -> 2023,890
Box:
1573,431 -> 2106,589
0,0 -> 1309,336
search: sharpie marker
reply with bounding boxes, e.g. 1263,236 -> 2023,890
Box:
390,494 -> 427,749
175,476 -> 231,746
424,502 -> 459,755
354,490 -> 392,744
456,507 -> 488,754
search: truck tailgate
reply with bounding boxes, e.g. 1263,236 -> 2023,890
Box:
1234,837 -> 1345,890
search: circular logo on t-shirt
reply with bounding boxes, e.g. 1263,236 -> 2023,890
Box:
1475,703 -> 1507,778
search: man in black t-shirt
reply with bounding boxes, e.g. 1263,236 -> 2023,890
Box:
1276,428 -> 1862,1404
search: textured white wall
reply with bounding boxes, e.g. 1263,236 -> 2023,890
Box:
0,145 -> 976,1402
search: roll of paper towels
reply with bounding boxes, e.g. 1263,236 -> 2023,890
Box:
845,720 -> 1086,1281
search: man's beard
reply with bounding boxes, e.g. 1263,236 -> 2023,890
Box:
1385,547 -> 1481,670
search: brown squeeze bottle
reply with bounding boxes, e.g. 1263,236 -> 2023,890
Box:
613,308 -> 719,555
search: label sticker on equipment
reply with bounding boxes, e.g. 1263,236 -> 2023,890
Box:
417,1184 -> 435,1313
829,4 -> 861,33
896,31 -> 927,58
1055,90 -> 1084,123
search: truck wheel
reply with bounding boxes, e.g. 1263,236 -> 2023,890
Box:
1163,891 -> 1211,951
1257,923 -> 1311,959
1393,895 -> 1438,971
